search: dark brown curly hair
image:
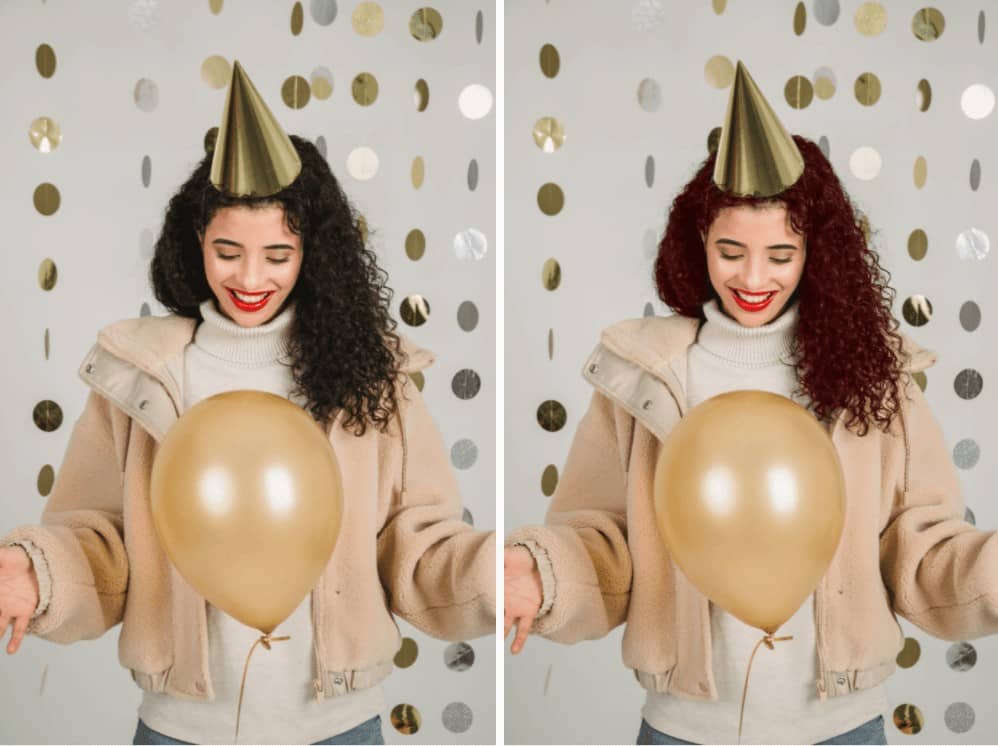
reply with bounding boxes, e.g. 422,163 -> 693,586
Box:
150,135 -> 401,435
655,135 -> 905,436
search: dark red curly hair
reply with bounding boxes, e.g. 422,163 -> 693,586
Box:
655,135 -> 905,436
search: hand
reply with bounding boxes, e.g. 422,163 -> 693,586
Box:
0,546 -> 40,655
504,545 -> 543,654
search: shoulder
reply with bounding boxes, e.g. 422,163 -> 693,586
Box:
395,334 -> 434,374
596,313 -> 700,370
94,314 -> 197,365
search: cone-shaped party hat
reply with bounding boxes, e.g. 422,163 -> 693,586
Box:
210,60 -> 302,197
713,61 -> 804,197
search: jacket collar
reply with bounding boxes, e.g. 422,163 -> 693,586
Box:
584,313 -> 938,442
81,314 -> 435,441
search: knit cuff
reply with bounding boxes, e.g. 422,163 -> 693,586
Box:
512,540 -> 556,617
4,540 -> 52,619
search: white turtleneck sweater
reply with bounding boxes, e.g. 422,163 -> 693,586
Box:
642,299 -> 888,745
138,299 -> 383,745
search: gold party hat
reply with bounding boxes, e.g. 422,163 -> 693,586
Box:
210,60 -> 302,197
713,61 -> 804,198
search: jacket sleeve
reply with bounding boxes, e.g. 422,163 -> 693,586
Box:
376,381 -> 495,641
505,391 -> 632,644
1,391 -> 129,643
879,378 -> 998,640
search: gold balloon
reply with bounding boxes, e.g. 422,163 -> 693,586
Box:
654,391 -> 845,634
151,391 -> 342,634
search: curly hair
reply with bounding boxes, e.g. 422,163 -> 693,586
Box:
654,135 -> 905,436
150,135 -> 401,435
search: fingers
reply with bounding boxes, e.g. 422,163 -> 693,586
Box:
0,612 -> 9,653
511,613 -> 536,655
7,616 -> 28,655
503,612 -> 513,640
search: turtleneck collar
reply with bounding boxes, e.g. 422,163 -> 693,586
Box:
697,298 -> 799,367
193,298 -> 293,367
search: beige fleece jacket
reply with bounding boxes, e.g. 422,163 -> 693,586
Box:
507,314 -> 998,702
3,315 -> 496,702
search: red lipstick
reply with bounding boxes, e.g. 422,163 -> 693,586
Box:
730,288 -> 776,313
227,288 -> 274,313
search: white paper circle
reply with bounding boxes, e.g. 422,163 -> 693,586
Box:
961,84 -> 995,120
849,146 -> 882,180
346,147 -> 379,180
458,84 -> 494,120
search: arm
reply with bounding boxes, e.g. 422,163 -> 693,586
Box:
880,378 -> 998,640
1,391 -> 130,643
505,391 -> 632,644
376,381 -> 495,641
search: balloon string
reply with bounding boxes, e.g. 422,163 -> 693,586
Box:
737,633 -> 793,745
234,633 -> 291,744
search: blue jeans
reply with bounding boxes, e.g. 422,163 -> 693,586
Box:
133,715 -> 384,745
637,715 -> 886,745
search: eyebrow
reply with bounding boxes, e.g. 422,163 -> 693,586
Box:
212,238 -> 297,250
715,238 -> 799,251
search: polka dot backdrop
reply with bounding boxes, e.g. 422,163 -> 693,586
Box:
0,2 -> 494,744
505,2 -> 993,744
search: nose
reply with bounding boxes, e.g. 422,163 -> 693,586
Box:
740,254 -> 771,291
235,255 -> 266,291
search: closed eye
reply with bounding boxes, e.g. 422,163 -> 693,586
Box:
720,254 -> 793,264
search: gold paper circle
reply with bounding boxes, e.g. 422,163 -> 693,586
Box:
913,156 -> 927,188
310,67 -> 334,100
908,229 -> 928,260
854,72 -> 881,105
532,117 -> 565,152
784,75 -> 814,109
793,2 -> 807,35
390,704 -> 421,735
394,637 -> 418,668
893,704 -> 923,735
855,2 -> 887,36
916,79 -> 932,111
35,44 -> 56,78
400,295 -> 430,326
537,183 -> 564,216
352,72 -> 379,106
912,371 -> 927,391
539,43 -> 560,78
281,75 -> 311,109
352,2 -> 384,36
814,68 -> 836,99
34,183 -> 60,216
33,400 -> 63,432
542,258 -> 561,291
38,258 -> 57,291
409,371 -> 425,391
704,55 -> 735,89
201,55 -> 230,89
409,7 -> 443,41
414,79 -> 429,111
204,126 -> 219,154
537,400 -> 567,432
912,7 -> 944,40
209,0 -> 223,14
290,2 -> 304,35
29,117 -> 62,152
902,295 -> 932,327
707,126 -> 721,154
897,637 -> 921,668
405,229 -> 426,260
37,465 -> 55,497
541,465 -> 559,496
411,157 -> 425,189
712,0 -> 726,13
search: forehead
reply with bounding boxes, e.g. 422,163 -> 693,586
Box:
709,204 -> 798,240
205,204 -> 297,241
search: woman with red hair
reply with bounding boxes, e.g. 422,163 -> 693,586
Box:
505,64 -> 997,745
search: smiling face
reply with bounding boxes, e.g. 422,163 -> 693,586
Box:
703,203 -> 806,328
201,204 -> 303,327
